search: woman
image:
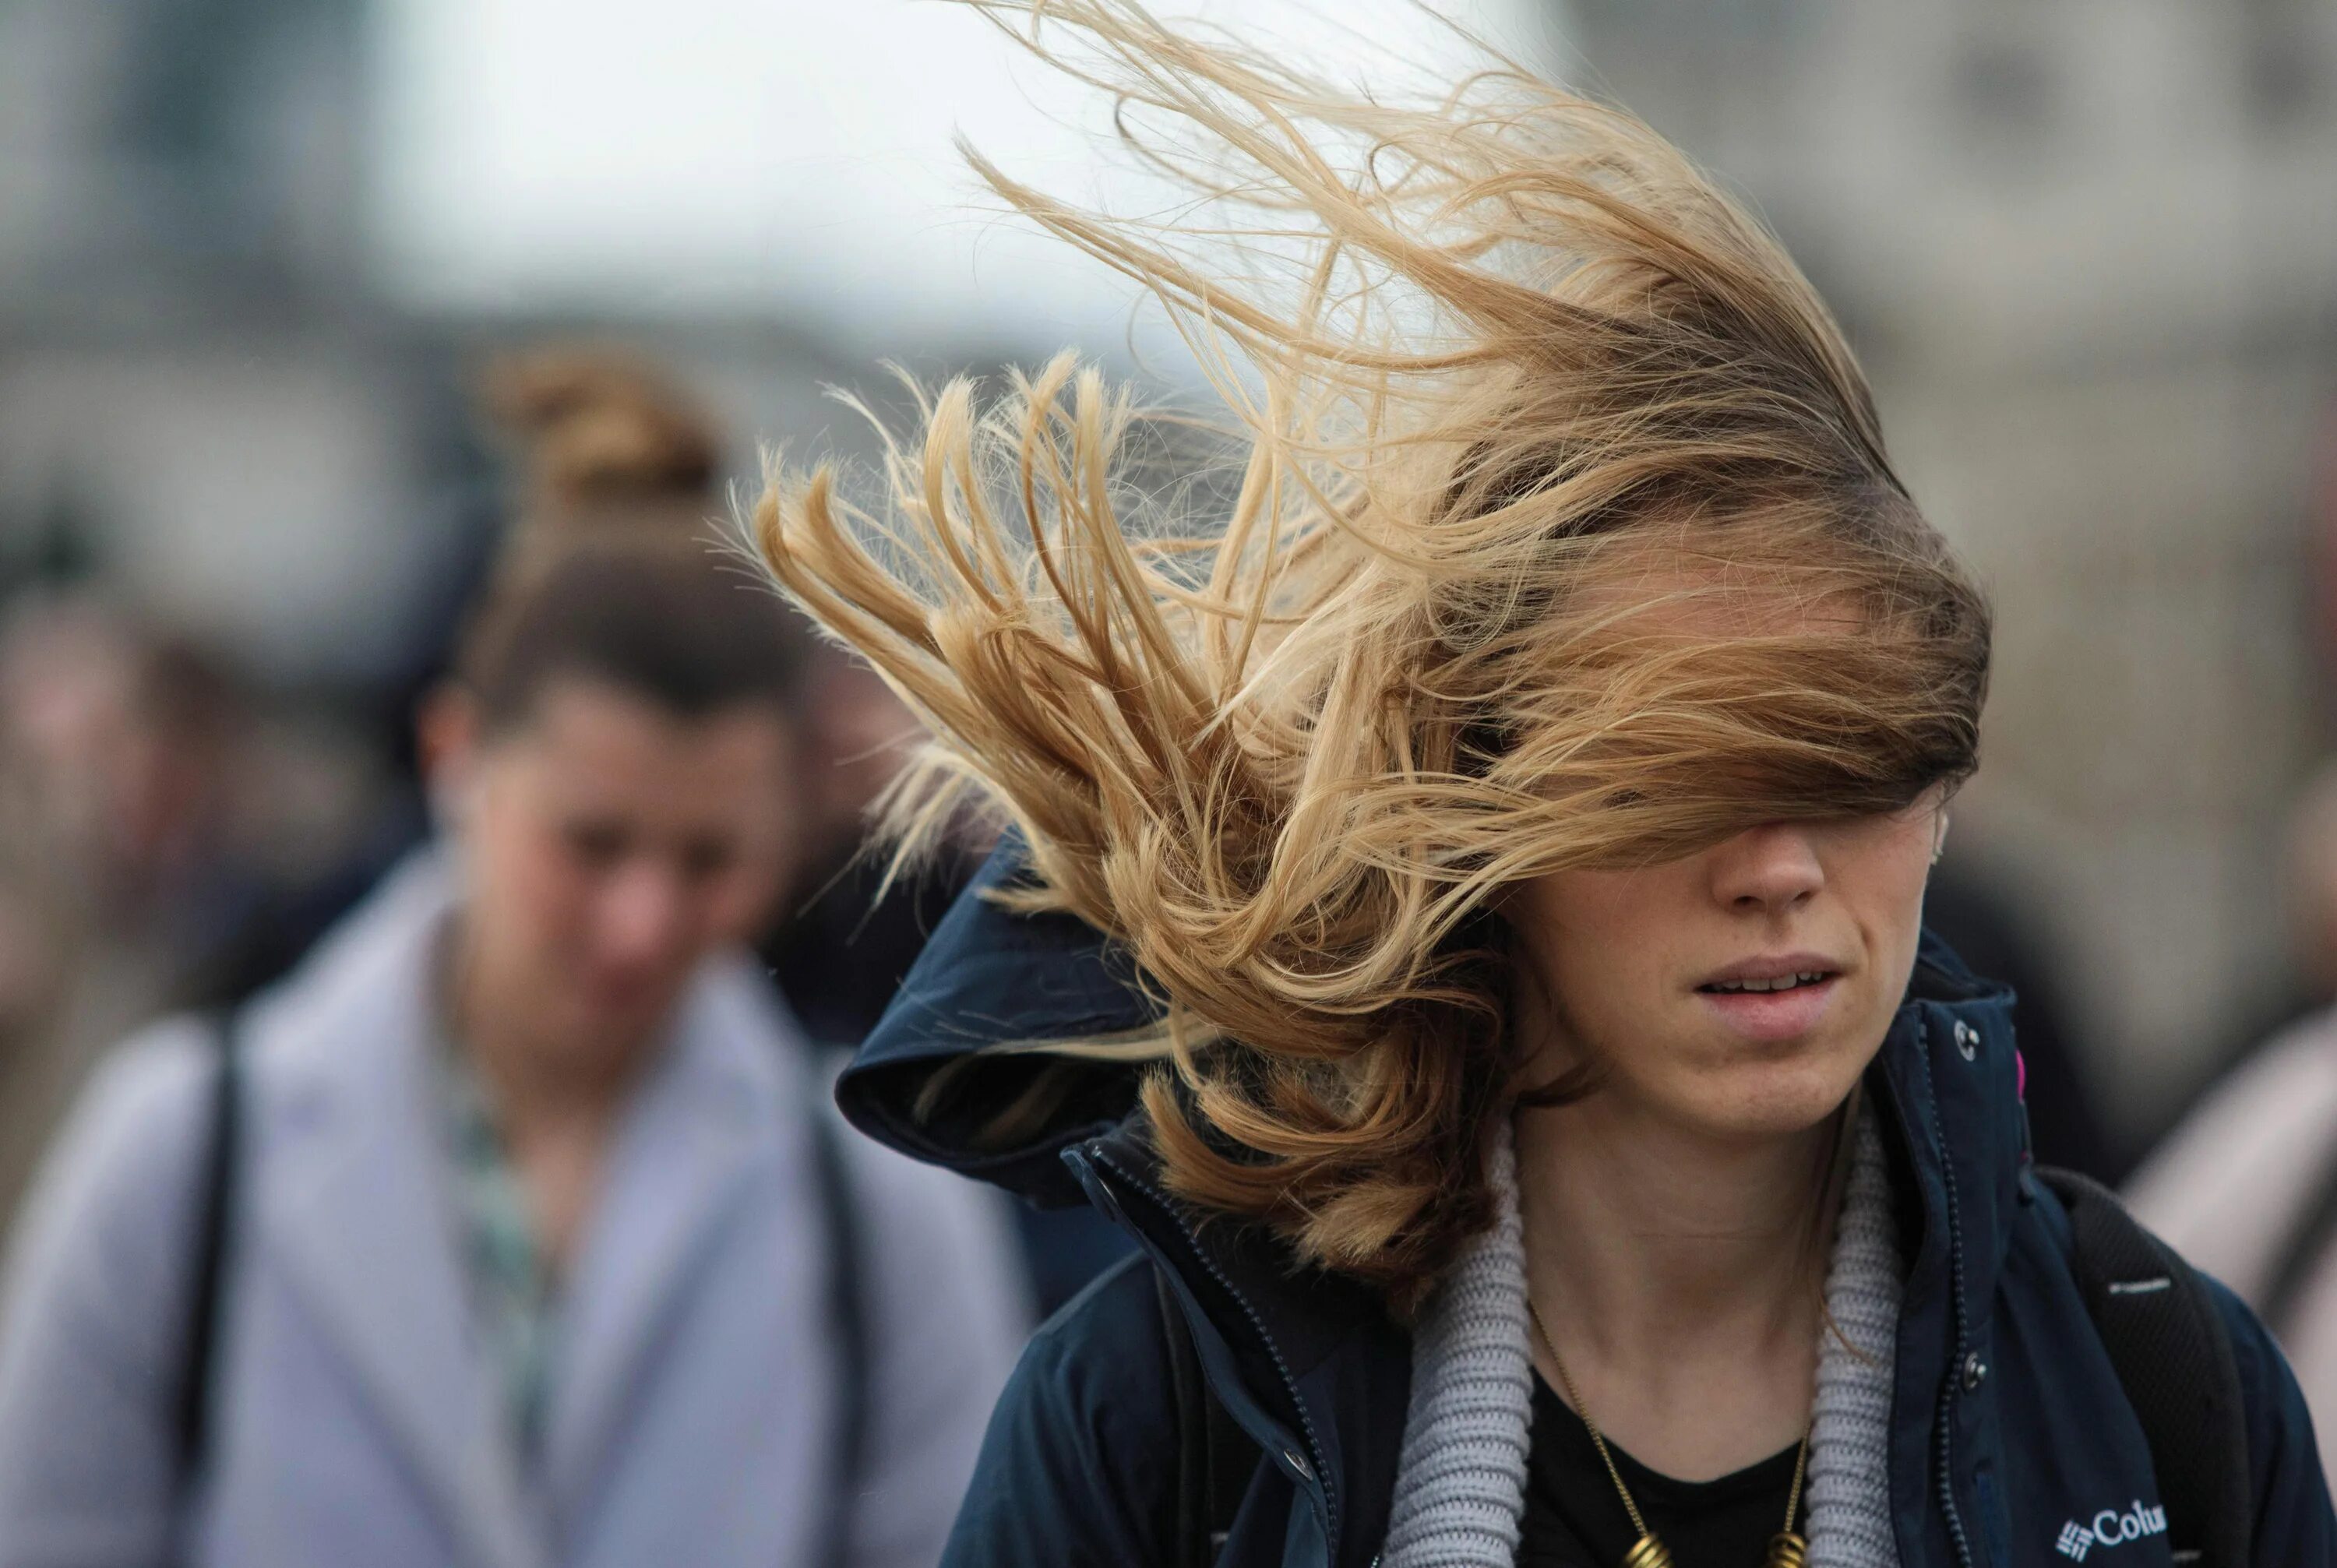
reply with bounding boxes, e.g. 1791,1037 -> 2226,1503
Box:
757,5 -> 2333,1566
0,354 -> 1028,1568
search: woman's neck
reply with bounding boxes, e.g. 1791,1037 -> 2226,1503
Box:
441,922 -> 650,1267
1514,1092 -> 1841,1481
447,951 -> 636,1128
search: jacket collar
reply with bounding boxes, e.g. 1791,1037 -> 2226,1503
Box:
250,849 -> 810,1559
249,851 -> 536,1568
542,952 -> 808,1503
1866,932 -> 2027,1566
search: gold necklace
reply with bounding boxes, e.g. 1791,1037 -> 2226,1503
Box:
1527,1300 -> 1811,1568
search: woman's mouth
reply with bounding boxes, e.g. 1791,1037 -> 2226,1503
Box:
1698,970 -> 1832,994
1694,961 -> 1842,1040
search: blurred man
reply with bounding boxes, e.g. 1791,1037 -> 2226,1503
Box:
2130,759 -> 2337,1487
0,598 -> 257,1246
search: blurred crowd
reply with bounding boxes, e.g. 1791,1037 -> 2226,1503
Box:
6,344 -> 2337,1561
0,350 -> 1133,1566
0,505 -> 968,1245
0,347 -> 1146,1281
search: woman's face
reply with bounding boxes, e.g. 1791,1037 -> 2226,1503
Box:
1510,797 -> 1942,1141
435,676 -> 798,1058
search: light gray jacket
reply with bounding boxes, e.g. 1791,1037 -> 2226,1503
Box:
0,852 -> 1028,1568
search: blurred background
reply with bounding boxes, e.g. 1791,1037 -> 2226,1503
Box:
0,0 -> 2334,1234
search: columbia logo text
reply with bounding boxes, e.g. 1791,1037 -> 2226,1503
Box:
2055,1503 -> 2169,1559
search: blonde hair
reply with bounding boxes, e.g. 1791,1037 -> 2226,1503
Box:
756,0 -> 1988,1310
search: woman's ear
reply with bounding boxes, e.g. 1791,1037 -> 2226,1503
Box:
416,683 -> 484,830
1930,809 -> 1951,866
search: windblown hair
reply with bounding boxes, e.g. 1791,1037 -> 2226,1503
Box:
460,349 -> 809,733
756,0 -> 1990,1311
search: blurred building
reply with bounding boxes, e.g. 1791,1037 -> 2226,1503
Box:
0,0 -> 896,699
1570,0 -> 2337,1147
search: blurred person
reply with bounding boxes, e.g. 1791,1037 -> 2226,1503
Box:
0,601 -> 250,927
2130,759 -> 2337,1492
0,600 -> 263,1245
760,651 -> 1140,1317
763,648 -> 967,1048
0,850 -> 77,1245
0,352 -> 1027,1568
758,5 -> 2332,1566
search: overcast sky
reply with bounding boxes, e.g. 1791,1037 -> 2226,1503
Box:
368,0 -> 1566,361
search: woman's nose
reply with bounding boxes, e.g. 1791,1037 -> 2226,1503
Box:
1708,823 -> 1825,914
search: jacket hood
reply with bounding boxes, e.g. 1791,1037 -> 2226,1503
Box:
836,837 -> 1163,1207
837,834 -> 2021,1209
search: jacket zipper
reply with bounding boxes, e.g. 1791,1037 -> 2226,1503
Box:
1921,1019 -> 1979,1568
1082,1142 -> 1341,1559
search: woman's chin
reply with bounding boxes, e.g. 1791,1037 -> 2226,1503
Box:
1666,1048 -> 1867,1142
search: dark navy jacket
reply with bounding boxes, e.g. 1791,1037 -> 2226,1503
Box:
837,844 -> 2336,1568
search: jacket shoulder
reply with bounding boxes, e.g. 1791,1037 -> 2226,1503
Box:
4,1016 -> 218,1295
0,1017 -> 220,1548
940,1250 -> 1180,1568
1021,1248 -> 1178,1412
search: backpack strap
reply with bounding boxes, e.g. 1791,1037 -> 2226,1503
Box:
803,1085 -> 873,1568
174,1009 -> 243,1492
2037,1166 -> 2253,1568
1156,1264 -> 1259,1567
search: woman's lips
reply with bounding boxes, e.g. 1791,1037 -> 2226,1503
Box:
1695,973 -> 1840,1041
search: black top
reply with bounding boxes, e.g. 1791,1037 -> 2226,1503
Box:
1518,1374 -> 1801,1568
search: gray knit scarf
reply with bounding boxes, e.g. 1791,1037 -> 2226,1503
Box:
1380,1109 -> 1905,1568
